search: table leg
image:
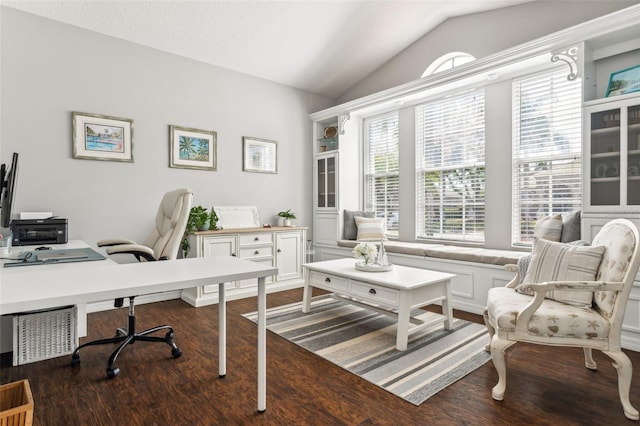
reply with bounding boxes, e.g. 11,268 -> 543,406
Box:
257,276 -> 267,413
302,272 -> 312,313
218,283 -> 226,378
396,291 -> 410,351
443,280 -> 453,330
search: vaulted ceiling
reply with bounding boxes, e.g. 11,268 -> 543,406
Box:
2,0 -> 535,98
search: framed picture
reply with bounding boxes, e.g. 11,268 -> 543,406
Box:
72,112 -> 133,162
169,125 -> 217,171
606,65 -> 640,97
243,137 -> 277,174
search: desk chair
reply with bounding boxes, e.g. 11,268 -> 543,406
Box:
71,188 -> 193,378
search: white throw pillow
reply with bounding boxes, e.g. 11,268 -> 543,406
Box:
533,214 -> 563,242
354,216 -> 386,241
517,238 -> 606,307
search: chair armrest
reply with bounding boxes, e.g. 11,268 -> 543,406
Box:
520,280 -> 624,294
97,238 -> 137,247
105,244 -> 157,262
504,264 -> 518,273
503,264 -> 520,288
514,281 -> 625,334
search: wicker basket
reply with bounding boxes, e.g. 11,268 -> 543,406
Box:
12,306 -> 77,366
0,379 -> 34,426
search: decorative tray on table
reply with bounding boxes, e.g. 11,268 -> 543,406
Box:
355,262 -> 394,272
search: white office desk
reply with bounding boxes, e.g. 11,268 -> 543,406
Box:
0,247 -> 277,412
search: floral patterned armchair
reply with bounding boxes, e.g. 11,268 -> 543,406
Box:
484,219 -> 640,420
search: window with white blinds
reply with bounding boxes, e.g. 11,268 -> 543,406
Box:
512,68 -> 582,246
415,90 -> 485,242
364,111 -> 400,238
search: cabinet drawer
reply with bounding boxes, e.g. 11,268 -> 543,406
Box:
240,233 -> 273,246
350,280 -> 399,306
308,271 -> 348,292
240,246 -> 274,259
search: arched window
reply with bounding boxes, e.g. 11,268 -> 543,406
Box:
422,52 -> 475,77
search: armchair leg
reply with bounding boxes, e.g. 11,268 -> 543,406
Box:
583,347 -> 597,370
483,308 -> 495,352
490,335 -> 516,401
603,350 -> 639,420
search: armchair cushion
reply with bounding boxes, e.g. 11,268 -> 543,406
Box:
487,287 -> 610,340
354,216 -> 386,241
517,238 -> 606,307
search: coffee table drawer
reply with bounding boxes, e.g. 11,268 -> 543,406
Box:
351,280 -> 399,305
308,271 -> 348,292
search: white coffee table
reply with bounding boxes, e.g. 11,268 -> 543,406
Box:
302,258 -> 456,351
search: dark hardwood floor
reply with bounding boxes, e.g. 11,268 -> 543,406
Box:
1,288 -> 639,425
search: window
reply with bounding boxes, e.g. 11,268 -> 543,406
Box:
364,111 -> 400,238
512,68 -> 582,246
422,52 -> 475,77
416,90 -> 485,243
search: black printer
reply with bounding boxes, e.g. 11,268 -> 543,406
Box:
10,218 -> 68,246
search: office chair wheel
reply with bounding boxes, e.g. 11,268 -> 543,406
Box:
172,347 -> 182,358
71,353 -> 80,366
107,367 -> 120,379
165,331 -> 175,340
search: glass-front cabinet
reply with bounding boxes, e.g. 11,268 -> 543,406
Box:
584,95 -> 640,211
316,154 -> 337,209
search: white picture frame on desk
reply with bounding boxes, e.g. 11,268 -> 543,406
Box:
213,206 -> 260,229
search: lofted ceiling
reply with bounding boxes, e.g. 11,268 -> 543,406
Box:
2,0 -> 535,99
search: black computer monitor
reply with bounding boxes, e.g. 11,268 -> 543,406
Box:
1,152 -> 19,228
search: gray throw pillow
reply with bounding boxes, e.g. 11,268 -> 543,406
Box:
560,211 -> 581,243
343,210 -> 375,240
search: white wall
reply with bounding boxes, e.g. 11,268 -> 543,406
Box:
0,7 -> 334,247
338,0 -> 638,103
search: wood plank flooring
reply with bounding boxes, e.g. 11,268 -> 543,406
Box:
1,288 -> 639,425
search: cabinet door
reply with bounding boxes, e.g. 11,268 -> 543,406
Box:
275,231 -> 303,280
202,236 -> 237,292
589,107 -> 621,206
628,104 -> 640,205
316,154 -> 338,209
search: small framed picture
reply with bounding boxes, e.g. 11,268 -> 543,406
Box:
243,137 -> 277,174
169,125 -> 217,171
72,112 -> 133,162
606,65 -> 640,97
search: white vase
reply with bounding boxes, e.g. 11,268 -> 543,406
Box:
278,217 -> 284,227
284,219 -> 291,227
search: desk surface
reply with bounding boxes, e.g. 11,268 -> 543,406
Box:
0,242 -> 277,315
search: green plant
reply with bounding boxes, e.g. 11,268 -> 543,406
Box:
209,208 -> 219,229
182,206 -> 211,257
277,209 -> 296,220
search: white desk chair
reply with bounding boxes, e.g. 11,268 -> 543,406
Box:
71,188 -> 193,378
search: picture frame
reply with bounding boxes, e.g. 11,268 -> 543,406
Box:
605,65 -> 640,97
169,125 -> 217,171
72,112 -> 133,162
243,137 -> 277,174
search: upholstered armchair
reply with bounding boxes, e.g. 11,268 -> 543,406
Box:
484,218 -> 640,420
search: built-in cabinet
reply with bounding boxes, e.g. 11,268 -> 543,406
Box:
311,115 -> 360,249
583,95 -> 640,210
181,226 -> 306,307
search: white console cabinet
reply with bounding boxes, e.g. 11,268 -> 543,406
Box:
181,226 -> 306,307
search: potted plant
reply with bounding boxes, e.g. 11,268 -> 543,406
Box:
277,209 -> 296,227
182,206 -> 214,257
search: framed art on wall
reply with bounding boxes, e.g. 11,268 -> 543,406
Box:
605,65 -> 640,97
169,125 -> 217,171
243,137 -> 277,174
72,112 -> 133,162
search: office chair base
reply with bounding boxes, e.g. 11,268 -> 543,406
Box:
70,297 -> 182,379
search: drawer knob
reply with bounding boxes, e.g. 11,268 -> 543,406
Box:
325,277 -> 331,283
254,237 -> 260,241
254,250 -> 260,255
231,253 -> 236,257
369,288 -> 377,295
277,249 -> 282,253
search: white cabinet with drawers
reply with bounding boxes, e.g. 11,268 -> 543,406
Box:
181,226 -> 306,307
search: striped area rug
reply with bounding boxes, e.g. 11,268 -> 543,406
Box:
242,296 -> 491,405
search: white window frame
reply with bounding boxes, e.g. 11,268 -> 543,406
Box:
511,67 -> 582,246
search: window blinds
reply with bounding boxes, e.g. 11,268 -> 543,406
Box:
512,68 -> 582,245
364,111 -> 400,238
415,90 -> 485,242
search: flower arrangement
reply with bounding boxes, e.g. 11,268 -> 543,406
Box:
353,242 -> 378,265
